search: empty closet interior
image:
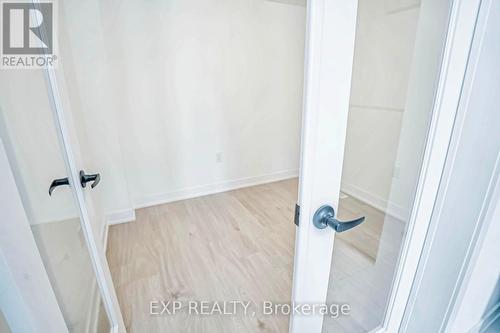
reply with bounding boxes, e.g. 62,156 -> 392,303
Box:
0,0 -> 437,332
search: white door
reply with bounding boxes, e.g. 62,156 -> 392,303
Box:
291,0 -> 481,332
46,67 -> 127,332
0,54 -> 125,333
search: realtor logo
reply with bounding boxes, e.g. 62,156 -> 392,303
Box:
1,0 -> 57,68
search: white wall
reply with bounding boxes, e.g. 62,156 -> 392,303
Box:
340,0 -> 421,217
57,0 -> 306,216
57,0 -> 133,223
385,0 -> 454,221
341,0 -> 457,223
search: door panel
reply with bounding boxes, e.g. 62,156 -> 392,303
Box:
0,69 -> 112,332
322,0 -> 454,331
292,0 -> 461,332
291,0 -> 358,331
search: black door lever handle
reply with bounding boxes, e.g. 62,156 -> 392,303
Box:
49,178 -> 70,196
79,170 -> 101,189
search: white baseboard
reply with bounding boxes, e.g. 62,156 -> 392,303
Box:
266,0 -> 306,7
102,170 -> 298,247
470,302 -> 500,333
385,200 -> 407,223
106,209 -> 136,225
341,182 -> 407,222
103,209 -> 136,250
134,169 -> 299,210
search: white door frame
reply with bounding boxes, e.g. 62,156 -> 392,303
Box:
403,0 -> 500,329
290,0 -> 482,332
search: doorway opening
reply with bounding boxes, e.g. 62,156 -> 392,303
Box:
0,0 -> 456,332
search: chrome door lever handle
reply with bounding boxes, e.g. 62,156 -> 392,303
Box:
313,205 -> 365,232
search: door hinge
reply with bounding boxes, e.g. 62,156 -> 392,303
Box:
294,204 -> 300,226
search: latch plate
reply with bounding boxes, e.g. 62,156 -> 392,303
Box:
294,204 -> 300,226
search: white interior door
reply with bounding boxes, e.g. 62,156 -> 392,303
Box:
291,0 -> 480,332
45,67 -> 127,333
0,55 -> 125,333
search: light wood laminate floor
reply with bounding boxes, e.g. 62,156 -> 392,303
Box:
107,179 -> 405,332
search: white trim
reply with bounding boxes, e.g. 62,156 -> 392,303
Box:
133,169 -> 299,209
290,0 -> 359,331
470,303 -> 500,333
443,163 -> 500,333
436,1 -> 500,329
341,183 -> 387,211
341,182 -> 406,222
103,209 -> 136,252
106,209 -> 136,226
266,0 -> 306,7
383,0 -> 481,332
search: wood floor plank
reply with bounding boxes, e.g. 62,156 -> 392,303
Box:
107,179 -> 298,332
107,178 -> 404,332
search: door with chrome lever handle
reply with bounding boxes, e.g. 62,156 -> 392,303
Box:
48,170 -> 101,196
313,205 -> 365,232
